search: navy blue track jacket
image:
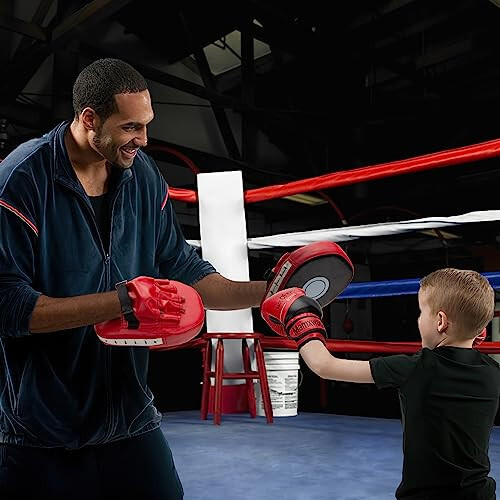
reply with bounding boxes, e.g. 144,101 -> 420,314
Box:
0,122 -> 215,449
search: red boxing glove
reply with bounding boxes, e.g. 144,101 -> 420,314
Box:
264,241 -> 354,308
261,287 -> 327,348
473,328 -> 487,349
95,276 -> 205,347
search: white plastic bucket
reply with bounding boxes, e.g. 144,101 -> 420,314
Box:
256,351 -> 300,417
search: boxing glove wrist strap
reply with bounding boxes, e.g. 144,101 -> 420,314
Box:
115,280 -> 139,329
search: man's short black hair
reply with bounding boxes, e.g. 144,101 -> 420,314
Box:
72,58 -> 148,121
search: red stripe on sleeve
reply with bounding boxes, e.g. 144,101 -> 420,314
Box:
0,199 -> 38,236
160,189 -> 169,211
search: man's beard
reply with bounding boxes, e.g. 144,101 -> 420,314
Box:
92,132 -> 123,169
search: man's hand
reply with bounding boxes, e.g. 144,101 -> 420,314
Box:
95,277 -> 205,347
263,241 -> 354,308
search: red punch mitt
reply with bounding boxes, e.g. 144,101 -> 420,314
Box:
472,328 -> 487,349
261,287 -> 327,349
264,241 -> 354,308
95,277 -> 205,347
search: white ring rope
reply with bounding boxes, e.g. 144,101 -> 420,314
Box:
187,209 -> 500,249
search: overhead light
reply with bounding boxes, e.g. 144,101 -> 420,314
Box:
283,193 -> 328,206
488,0 -> 500,7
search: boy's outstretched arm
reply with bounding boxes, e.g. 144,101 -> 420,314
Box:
299,340 -> 374,384
261,287 -> 374,384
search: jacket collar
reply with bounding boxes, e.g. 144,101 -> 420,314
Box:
52,121 -> 132,189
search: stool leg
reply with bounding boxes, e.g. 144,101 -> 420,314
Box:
242,340 -> 257,418
200,340 -> 212,420
254,340 -> 273,423
214,339 -> 224,425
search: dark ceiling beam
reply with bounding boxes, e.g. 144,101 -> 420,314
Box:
0,0 -> 134,105
13,0 -> 57,57
30,0 -> 56,25
80,43 -> 240,109
371,0 -> 473,52
344,1 -> 462,63
0,101 -> 51,129
0,14 -> 47,40
251,16 -> 318,57
360,5 -> 481,96
0,0 -> 14,66
0,44 -> 52,105
345,0 -> 478,92
241,16 -> 257,165
246,1 -> 328,59
129,61 -> 239,109
192,46 -> 242,160
52,50 -> 79,122
215,50 -> 277,93
366,35 -> 482,94
178,10 -> 242,161
51,0 -> 133,43
346,0 -> 419,31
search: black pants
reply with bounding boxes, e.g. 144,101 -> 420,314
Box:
0,427 -> 183,500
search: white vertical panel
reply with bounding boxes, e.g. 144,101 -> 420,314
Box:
197,171 -> 254,378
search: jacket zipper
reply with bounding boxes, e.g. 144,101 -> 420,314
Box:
55,172 -> 131,442
102,174 -> 129,441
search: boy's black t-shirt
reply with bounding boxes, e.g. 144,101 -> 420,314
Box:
370,347 -> 500,500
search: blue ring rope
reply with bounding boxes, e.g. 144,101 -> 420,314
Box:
337,272 -> 500,299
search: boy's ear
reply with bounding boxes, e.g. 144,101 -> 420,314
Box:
437,311 -> 448,333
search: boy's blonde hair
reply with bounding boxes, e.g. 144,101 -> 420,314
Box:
420,268 -> 494,339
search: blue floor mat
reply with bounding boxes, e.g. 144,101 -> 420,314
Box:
160,411 -> 500,500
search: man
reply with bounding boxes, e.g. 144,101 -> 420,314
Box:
0,58 -> 265,499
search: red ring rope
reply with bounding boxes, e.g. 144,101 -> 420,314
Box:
169,137 -> 500,204
262,338 -> 500,354
170,338 -> 500,354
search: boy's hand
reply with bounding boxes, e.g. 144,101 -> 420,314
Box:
261,287 -> 327,348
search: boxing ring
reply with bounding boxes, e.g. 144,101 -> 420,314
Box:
162,136 -> 500,358
153,137 -> 500,499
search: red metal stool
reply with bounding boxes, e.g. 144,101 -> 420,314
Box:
200,332 -> 274,425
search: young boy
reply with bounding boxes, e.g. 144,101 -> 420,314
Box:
261,268 -> 500,499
